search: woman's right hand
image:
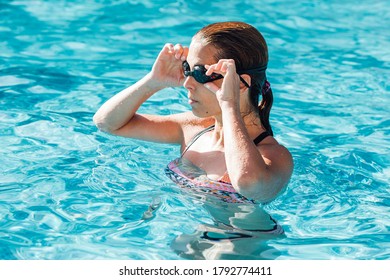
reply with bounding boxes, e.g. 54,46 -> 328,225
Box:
148,43 -> 188,89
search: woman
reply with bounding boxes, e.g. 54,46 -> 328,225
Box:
93,21 -> 293,205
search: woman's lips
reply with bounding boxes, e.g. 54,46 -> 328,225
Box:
188,98 -> 198,105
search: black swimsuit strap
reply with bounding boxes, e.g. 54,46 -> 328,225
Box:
253,131 -> 271,145
181,125 -> 215,157
182,126 -> 271,157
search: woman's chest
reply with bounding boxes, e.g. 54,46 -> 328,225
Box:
182,137 -> 227,180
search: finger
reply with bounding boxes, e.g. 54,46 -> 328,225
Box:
205,59 -> 236,75
220,62 -> 229,73
181,46 -> 189,61
163,43 -> 175,54
205,63 -> 224,76
173,44 -> 183,59
222,59 -> 236,73
205,64 -> 217,76
216,59 -> 233,71
213,60 -> 226,73
224,60 -> 237,77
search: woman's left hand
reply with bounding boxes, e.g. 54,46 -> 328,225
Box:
203,59 -> 241,109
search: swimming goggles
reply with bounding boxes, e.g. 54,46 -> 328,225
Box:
182,60 -> 267,88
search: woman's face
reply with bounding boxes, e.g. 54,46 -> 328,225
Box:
183,37 -> 223,118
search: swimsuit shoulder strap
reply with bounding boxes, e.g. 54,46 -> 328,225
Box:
218,131 -> 272,183
253,131 -> 272,145
181,125 -> 215,157
182,126 -> 270,157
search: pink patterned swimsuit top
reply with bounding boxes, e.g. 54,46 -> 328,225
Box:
165,125 -> 271,204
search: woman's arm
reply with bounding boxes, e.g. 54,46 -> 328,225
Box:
221,101 -> 293,203
205,59 -> 293,203
93,73 -> 163,133
93,43 -> 191,144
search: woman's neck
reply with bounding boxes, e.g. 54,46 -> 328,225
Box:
212,111 -> 264,146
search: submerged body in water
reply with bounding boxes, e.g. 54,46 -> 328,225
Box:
170,197 -> 284,260
164,126 -> 285,259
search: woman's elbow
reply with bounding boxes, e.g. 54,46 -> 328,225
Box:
93,113 -> 114,133
236,176 -> 287,204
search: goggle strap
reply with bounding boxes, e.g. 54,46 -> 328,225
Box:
237,64 -> 267,75
239,76 -> 251,88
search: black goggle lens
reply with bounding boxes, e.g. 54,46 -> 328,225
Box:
182,61 -> 223,84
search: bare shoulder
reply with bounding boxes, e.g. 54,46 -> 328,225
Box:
149,110 -> 213,136
258,139 -> 294,178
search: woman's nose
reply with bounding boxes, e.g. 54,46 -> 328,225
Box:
183,76 -> 195,90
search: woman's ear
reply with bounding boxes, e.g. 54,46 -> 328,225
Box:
239,74 -> 251,91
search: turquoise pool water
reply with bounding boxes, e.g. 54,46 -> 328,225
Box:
0,0 -> 389,259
